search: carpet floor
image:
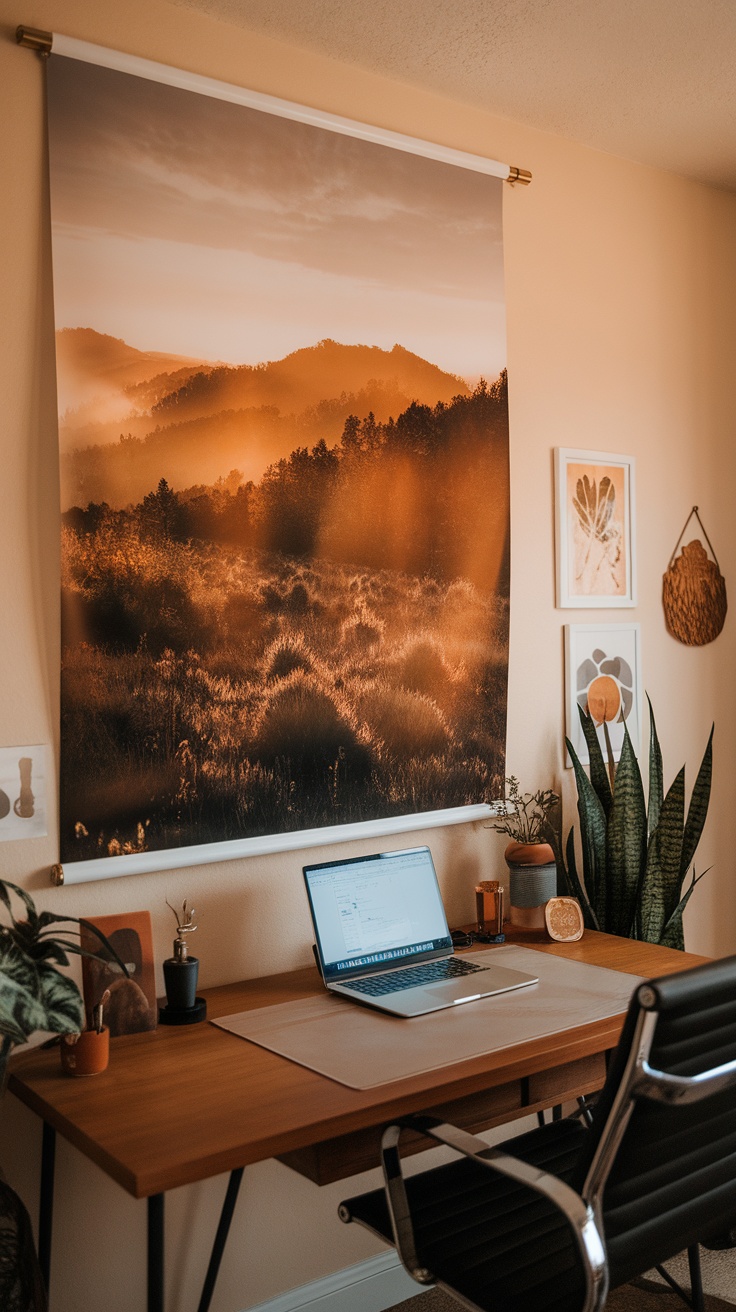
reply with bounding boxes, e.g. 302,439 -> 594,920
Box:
385,1247 -> 736,1311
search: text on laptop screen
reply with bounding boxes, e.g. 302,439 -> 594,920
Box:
304,847 -> 451,982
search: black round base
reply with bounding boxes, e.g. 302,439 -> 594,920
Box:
158,997 -> 207,1026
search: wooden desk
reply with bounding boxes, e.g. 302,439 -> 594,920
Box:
8,931 -> 706,1312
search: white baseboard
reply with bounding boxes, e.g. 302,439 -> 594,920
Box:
242,1250 -> 424,1312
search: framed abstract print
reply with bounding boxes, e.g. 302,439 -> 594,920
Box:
564,623 -> 642,766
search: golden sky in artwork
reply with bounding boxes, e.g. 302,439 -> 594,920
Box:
46,56 -> 506,382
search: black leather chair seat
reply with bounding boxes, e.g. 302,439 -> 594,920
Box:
342,1119 -> 589,1312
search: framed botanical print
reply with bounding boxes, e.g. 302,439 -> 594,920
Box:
555,449 -> 636,607
564,622 -> 642,766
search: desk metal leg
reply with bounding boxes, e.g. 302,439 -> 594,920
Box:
148,1193 -> 165,1312
197,1168 -> 244,1312
38,1122 -> 56,1295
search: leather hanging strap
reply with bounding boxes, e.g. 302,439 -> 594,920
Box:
667,505 -> 721,571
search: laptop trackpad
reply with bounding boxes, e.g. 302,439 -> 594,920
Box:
426,964 -> 538,1003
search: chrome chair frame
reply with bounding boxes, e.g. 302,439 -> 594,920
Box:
376,1117 -> 608,1312
351,979 -> 736,1312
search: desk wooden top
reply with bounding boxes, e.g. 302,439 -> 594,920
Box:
7,931 -> 706,1199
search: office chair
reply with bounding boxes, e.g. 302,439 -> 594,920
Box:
339,955 -> 736,1312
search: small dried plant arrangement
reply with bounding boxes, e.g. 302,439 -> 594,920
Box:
488,777 -> 560,846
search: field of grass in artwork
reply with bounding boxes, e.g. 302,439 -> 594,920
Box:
60,524 -> 508,862
59,370 -> 510,861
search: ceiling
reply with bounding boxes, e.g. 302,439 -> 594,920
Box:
169,0 -> 736,191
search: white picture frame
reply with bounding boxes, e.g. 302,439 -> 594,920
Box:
564,623 -> 642,767
554,448 -> 636,607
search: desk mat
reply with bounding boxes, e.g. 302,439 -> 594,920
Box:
212,948 -> 642,1090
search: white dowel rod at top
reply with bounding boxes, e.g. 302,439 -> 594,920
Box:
19,28 -> 527,181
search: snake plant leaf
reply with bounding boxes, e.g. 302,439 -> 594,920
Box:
576,705 -> 612,817
647,695 -> 663,840
605,722 -> 646,937
566,736 -> 608,926
680,724 -> 714,880
0,934 -> 46,1046
35,961 -> 85,1034
547,818 -> 597,927
639,766 -> 685,943
543,815 -> 567,893
658,870 -> 706,951
563,826 -> 598,929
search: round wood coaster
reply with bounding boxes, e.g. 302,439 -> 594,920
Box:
545,897 -> 585,942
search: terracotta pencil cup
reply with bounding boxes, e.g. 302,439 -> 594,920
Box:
60,1028 -> 110,1077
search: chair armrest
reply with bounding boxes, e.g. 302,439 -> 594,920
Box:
635,1055 -> 736,1105
380,1115 -> 607,1312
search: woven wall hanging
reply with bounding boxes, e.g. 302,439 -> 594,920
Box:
662,506 -> 727,646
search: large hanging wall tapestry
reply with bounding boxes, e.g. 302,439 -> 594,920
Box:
45,40 -> 513,882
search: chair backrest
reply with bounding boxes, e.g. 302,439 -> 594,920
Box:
572,954 -> 736,1288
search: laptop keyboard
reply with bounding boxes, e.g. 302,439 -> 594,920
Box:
343,958 -> 488,996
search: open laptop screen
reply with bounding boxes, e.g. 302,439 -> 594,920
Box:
303,846 -> 452,983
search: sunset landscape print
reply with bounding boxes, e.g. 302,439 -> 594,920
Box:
47,54 -> 510,864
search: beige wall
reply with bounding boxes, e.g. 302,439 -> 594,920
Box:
1,1 -> 736,1308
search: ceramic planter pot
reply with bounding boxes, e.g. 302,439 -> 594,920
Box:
505,842 -> 557,929
504,841 -> 555,867
60,1027 -> 109,1077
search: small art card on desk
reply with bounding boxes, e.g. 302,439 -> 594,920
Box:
81,911 -> 157,1035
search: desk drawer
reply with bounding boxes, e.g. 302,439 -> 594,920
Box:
279,1081 -> 522,1185
279,1052 -> 608,1185
527,1052 -> 606,1108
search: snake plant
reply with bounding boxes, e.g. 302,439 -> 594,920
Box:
553,699 -> 713,949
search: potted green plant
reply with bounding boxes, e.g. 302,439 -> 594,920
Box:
488,778 -> 561,927
489,776 -> 560,864
0,879 -> 127,1311
554,699 -> 713,947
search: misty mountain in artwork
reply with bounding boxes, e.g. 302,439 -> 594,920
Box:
59,332 -> 510,862
59,330 -> 473,504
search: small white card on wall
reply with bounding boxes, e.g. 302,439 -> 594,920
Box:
0,745 -> 48,841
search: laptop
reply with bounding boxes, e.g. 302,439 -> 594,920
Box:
302,845 -> 538,1017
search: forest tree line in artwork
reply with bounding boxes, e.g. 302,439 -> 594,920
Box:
60,375 -> 510,861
